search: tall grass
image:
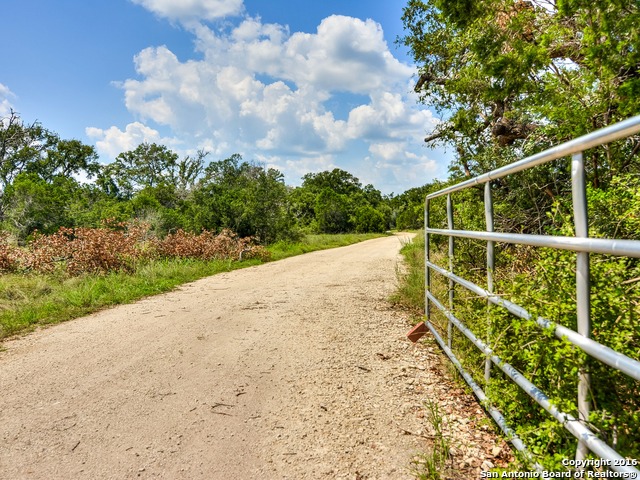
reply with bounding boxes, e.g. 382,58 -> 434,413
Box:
0,233 -> 385,340
411,399 -> 453,480
391,232 -> 426,315
0,258 -> 242,339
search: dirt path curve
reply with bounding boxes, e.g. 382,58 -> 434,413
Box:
0,234 -> 506,479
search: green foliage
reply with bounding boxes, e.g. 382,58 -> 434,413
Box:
399,5 -> 640,467
484,242 -> 640,467
2,173 -> 79,240
66,185 -> 134,228
0,110 -> 58,191
188,154 -> 296,243
99,142 -> 180,199
456,191 -> 640,467
0,112 -> 100,190
30,139 -> 101,182
1,112 -> 399,242
402,0 -> 640,189
314,188 -> 353,233
396,173 -> 640,470
396,204 -> 423,230
353,205 -> 386,233
301,168 -> 363,196
288,186 -> 317,230
294,168 -> 390,234
588,174 -> 640,240
0,111 -> 100,239
388,182 -> 448,232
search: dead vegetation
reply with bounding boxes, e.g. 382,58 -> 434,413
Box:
0,221 -> 270,276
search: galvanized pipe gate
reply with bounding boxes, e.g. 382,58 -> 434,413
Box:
422,115 -> 640,474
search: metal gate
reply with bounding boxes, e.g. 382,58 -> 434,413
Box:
422,116 -> 640,474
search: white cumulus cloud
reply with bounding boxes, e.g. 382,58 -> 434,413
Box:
0,83 -> 15,117
86,122 -> 181,159
130,0 -> 244,22
91,13 -> 442,192
365,149 -> 441,194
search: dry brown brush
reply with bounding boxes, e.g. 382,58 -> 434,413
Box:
0,223 -> 269,276
154,228 -> 270,262
0,232 -> 21,273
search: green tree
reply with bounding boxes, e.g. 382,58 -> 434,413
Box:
174,150 -> 208,198
0,111 -> 58,193
315,188 -> 352,233
0,111 -> 102,237
28,139 -> 100,182
362,184 -> 383,207
65,184 -> 134,228
401,0 -> 640,185
353,205 -> 386,233
301,168 -> 363,196
99,143 -> 179,199
295,169 -> 393,233
189,155 -> 295,243
288,186 -> 318,230
129,184 -> 186,237
401,0 -> 640,468
2,173 -> 77,241
0,111 -> 100,190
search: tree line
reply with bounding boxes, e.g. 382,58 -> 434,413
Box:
0,110 -> 428,245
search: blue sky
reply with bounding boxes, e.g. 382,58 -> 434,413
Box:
1,0 -> 450,194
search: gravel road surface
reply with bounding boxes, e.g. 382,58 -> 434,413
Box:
0,234 -> 509,479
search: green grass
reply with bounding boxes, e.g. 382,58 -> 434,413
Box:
390,231 -> 426,315
411,399 -> 453,480
0,233 -> 385,341
268,232 -> 385,260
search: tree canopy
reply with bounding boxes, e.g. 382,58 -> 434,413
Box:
0,111 -> 100,192
402,0 -> 640,185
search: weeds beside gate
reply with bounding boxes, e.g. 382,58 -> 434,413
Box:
422,116 -> 640,473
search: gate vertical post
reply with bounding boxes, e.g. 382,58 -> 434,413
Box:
425,198 -> 431,323
484,182 -> 495,383
572,152 -> 591,462
447,193 -> 454,350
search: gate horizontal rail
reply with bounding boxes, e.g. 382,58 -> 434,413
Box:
422,115 -> 640,473
426,115 -> 640,197
424,229 -> 640,258
426,260 -> 640,381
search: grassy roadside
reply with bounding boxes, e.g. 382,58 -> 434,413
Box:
268,233 -> 386,260
394,234 -> 529,480
393,232 -> 454,480
0,233 -> 385,341
392,232 -> 478,480
390,231 -> 425,316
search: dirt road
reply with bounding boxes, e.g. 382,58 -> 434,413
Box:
0,234 -> 506,479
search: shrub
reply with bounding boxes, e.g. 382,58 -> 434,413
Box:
24,221 -> 148,274
353,205 -> 386,233
155,228 -> 270,262
0,223 -> 269,277
0,233 -> 20,273
405,174 -> 640,470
